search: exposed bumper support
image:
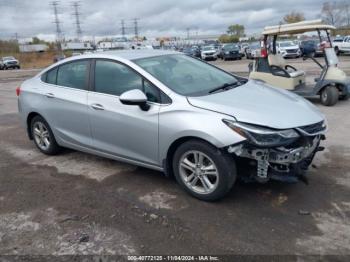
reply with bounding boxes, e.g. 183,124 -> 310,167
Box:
228,135 -> 322,181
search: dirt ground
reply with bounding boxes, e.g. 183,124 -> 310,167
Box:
0,57 -> 350,260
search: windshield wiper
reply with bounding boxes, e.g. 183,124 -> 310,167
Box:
208,81 -> 240,94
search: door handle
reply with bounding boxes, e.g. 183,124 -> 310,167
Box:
45,93 -> 55,98
91,103 -> 105,110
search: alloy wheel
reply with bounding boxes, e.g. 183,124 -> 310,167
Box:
33,121 -> 51,151
179,150 -> 219,194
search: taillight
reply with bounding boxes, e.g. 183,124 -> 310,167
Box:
16,86 -> 21,96
261,48 -> 268,58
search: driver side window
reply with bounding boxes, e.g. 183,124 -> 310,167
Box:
95,60 -> 142,96
94,59 -> 164,103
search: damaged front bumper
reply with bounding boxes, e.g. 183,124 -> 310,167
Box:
227,134 -> 325,183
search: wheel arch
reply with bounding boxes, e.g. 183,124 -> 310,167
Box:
26,112 -> 44,140
317,82 -> 348,96
163,136 -> 222,178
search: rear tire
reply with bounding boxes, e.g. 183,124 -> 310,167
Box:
30,115 -> 62,155
320,86 -> 339,106
172,140 -> 236,201
335,46 -> 340,56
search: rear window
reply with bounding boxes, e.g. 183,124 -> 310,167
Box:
45,68 -> 58,84
56,60 -> 89,90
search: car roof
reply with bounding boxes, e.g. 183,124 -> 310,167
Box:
99,49 -> 179,60
38,50 -> 183,75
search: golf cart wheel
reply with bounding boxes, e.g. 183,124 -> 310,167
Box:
334,46 -> 340,56
320,86 -> 339,106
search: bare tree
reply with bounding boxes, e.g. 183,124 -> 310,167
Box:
321,1 -> 344,26
341,1 -> 350,26
283,11 -> 305,24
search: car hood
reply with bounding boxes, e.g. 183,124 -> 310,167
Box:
281,45 -> 299,50
4,59 -> 18,63
202,50 -> 216,54
187,80 -> 324,129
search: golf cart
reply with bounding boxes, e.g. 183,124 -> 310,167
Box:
249,20 -> 350,106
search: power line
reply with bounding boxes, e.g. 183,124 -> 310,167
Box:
134,18 -> 139,39
72,1 -> 83,41
121,19 -> 126,37
186,27 -> 190,39
50,1 -> 63,52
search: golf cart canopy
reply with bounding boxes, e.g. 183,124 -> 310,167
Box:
262,20 -> 336,36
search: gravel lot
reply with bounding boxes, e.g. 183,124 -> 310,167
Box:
0,57 -> 349,259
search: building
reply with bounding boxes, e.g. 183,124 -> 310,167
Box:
97,41 -> 129,50
61,42 -> 93,51
19,44 -> 49,53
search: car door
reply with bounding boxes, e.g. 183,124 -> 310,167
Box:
87,59 -> 160,166
40,59 -> 92,148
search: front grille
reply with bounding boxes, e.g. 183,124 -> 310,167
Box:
7,61 -> 17,65
286,49 -> 298,53
206,52 -> 215,55
299,121 -> 325,135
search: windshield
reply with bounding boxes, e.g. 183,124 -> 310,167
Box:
202,46 -> 215,51
224,44 -> 239,51
250,42 -> 260,49
279,42 -> 294,47
134,54 -> 237,96
302,40 -> 317,45
3,56 -> 15,61
325,48 -> 339,66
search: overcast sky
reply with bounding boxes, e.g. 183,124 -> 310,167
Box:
1,0 -> 324,41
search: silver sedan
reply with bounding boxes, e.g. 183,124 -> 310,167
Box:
17,50 -> 326,201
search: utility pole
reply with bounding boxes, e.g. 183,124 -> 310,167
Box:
121,19 -> 126,37
186,27 -> 190,40
133,18 -> 139,39
50,1 -> 63,54
72,1 -> 83,42
14,32 -> 18,43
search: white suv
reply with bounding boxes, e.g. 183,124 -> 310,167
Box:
277,41 -> 301,58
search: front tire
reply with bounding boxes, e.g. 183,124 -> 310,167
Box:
30,115 -> 62,155
172,140 -> 236,201
320,86 -> 339,106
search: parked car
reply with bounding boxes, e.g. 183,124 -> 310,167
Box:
276,41 -> 301,58
245,42 -> 261,59
182,47 -> 194,56
221,44 -> 242,60
0,56 -> 20,70
53,54 -> 66,63
332,35 -> 350,55
201,45 -> 218,60
18,50 -> 327,201
191,46 -> 201,58
299,39 -> 323,57
217,44 -> 228,59
239,43 -> 249,57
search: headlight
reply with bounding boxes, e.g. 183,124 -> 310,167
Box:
225,51 -> 229,54
223,120 -> 299,147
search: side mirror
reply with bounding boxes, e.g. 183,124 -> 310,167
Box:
119,89 -> 150,111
